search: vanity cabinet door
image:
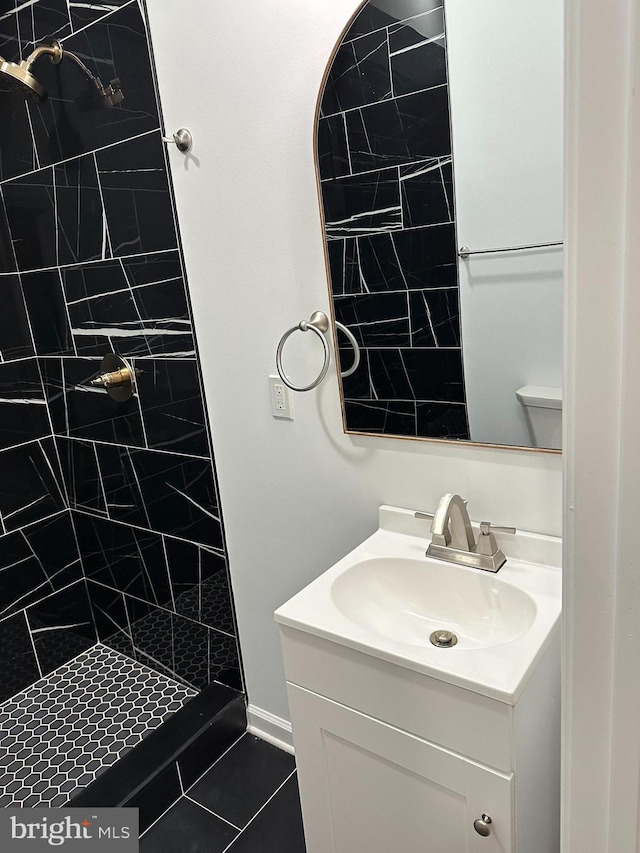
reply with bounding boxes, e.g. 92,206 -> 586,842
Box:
288,684 -> 513,853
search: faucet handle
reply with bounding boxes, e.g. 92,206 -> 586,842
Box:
414,511 -> 435,520
479,522 -> 516,535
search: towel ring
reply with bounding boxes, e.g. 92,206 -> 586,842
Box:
335,323 -> 361,378
276,312 -> 331,392
276,310 -> 361,391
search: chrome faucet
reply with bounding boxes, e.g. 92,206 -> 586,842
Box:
415,494 -> 515,573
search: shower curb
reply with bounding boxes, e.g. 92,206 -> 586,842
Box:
69,682 -> 246,831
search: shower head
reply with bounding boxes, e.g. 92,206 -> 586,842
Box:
0,39 -> 123,105
0,40 -> 62,101
0,60 -> 47,100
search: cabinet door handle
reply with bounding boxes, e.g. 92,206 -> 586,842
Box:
473,814 -> 493,837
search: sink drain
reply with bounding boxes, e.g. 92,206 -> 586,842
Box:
430,630 -> 458,648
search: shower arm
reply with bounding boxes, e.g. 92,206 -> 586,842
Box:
25,40 -> 124,105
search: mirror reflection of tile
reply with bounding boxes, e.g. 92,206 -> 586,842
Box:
318,1 -> 469,441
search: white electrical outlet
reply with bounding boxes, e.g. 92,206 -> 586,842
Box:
269,375 -> 293,419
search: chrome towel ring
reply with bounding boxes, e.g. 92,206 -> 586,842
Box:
275,310 -> 361,392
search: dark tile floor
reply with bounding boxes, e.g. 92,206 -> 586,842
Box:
140,733 -> 307,853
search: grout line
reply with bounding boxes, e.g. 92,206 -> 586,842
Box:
72,507 -> 226,558
182,732 -> 247,795
185,796 -> 242,832
0,507 -> 68,543
139,793 -> 183,838
60,0 -> 138,43
176,760 -> 184,795
0,125 -> 160,186
88,578 -> 236,639
23,610 -> 43,680
0,575 -> 86,629
219,770 -> 297,853
333,287 -> 459,297
321,82 -> 447,121
56,434 -> 210,463
0,246 -> 179,278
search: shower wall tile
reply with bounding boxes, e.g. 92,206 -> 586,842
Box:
127,450 -> 222,549
343,4 -> 396,40
388,10 -> 447,96
318,1 -> 469,440
327,226 -> 459,296
0,0 -> 242,698
317,114 -> 350,181
409,288 -> 460,347
2,155 -> 107,272
416,400 -> 469,439
400,158 -> 454,228
333,292 -> 410,348
0,512 -> 83,623
0,99 -> 37,181
136,359 -> 208,456
77,515 -> 173,606
21,269 -> 74,355
345,88 -> 451,173
88,581 -> 134,658
0,13 -> 19,63
117,591 -> 240,692
61,252 -> 194,358
0,275 -> 34,362
321,30 -> 392,115
15,0 -> 71,51
0,438 -> 66,530
55,156 -> 107,265
343,399 -> 417,436
2,167 -> 57,270
57,437 -> 107,514
38,357 -> 67,432
95,133 -> 178,257
0,190 -> 17,272
322,168 -> 402,238
0,612 -> 41,703
68,0 -> 132,30
29,3 -> 159,166
61,358 -> 146,446
93,442 -> 150,526
26,580 -> 97,676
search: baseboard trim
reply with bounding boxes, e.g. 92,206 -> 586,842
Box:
247,704 -> 295,754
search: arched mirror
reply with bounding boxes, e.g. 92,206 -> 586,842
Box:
316,0 -> 563,450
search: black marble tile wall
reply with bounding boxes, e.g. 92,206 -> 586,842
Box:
0,0 -> 242,699
318,0 -> 470,439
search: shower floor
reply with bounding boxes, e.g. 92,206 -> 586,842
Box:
0,644 -> 196,808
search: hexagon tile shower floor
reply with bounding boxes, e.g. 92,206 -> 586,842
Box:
0,645 -> 196,807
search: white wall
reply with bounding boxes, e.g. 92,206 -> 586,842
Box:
145,0 -> 562,723
447,0 -> 564,447
562,0 -> 640,849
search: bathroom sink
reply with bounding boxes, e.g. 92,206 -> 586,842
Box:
331,556 -> 537,649
275,505 -> 562,703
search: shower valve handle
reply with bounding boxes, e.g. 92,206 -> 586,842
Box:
89,354 -> 140,402
90,366 -> 140,389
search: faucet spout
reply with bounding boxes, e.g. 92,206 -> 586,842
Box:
430,493 -> 476,552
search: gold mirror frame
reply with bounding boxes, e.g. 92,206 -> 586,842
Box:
312,0 -> 561,455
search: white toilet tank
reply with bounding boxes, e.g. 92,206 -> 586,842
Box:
516,386 -> 562,450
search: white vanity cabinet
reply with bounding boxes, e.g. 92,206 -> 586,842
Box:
279,624 -> 560,853
288,685 -> 513,852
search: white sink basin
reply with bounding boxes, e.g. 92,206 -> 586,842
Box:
275,506 -> 562,703
331,556 -> 537,649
